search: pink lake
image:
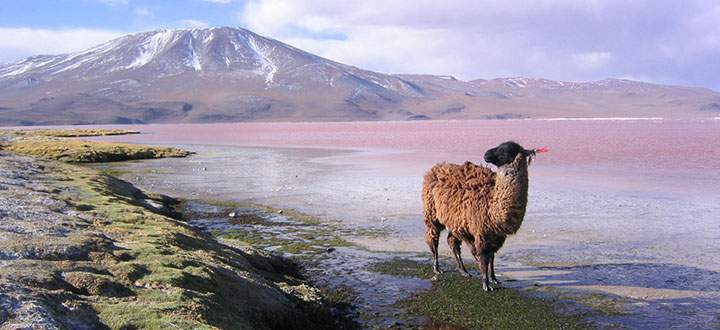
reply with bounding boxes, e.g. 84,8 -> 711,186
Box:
89,118 -> 720,195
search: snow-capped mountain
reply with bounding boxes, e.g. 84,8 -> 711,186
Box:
0,27 -> 718,125
0,27 -> 428,125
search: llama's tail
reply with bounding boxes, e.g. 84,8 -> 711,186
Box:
422,167 -> 439,226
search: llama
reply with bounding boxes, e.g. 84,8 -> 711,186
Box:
422,141 -> 544,291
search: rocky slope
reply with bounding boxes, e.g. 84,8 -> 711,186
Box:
1,27 -> 719,125
0,152 -> 339,329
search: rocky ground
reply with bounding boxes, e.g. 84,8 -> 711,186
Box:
0,152 -> 343,329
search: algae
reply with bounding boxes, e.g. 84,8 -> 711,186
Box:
371,258 -> 589,329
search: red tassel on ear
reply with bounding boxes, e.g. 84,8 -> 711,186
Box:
535,147 -> 549,153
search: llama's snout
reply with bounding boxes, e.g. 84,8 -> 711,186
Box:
483,148 -> 497,164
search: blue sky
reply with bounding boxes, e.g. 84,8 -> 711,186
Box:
1,0 -> 719,90
0,0 -> 242,30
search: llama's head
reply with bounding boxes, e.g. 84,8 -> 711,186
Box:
484,141 -> 536,167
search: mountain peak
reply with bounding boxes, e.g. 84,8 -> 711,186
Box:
0,26 -> 309,82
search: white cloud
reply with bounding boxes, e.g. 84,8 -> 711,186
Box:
202,0 -> 234,4
179,19 -> 210,29
133,7 -> 153,17
241,0 -> 720,88
0,28 -> 125,64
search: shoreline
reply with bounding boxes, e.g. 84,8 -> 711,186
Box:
0,130 -> 593,328
3,128 -> 719,328
0,152 -> 350,329
0,151 -> 591,329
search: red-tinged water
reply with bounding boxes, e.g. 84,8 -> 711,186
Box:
88,118 -> 720,196
78,119 -> 720,328
87,119 -> 720,170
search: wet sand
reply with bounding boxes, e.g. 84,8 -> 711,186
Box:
89,119 -> 720,328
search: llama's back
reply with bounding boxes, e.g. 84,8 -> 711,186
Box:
422,162 -> 496,230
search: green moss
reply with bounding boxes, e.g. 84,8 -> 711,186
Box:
369,258 -> 436,280
195,200 -> 357,255
95,294 -> 212,330
0,128 -> 140,138
371,259 -> 588,329
278,242 -> 321,254
6,137 -> 191,163
26,161 -> 338,329
246,203 -> 323,225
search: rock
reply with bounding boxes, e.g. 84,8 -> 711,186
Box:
277,210 -> 284,214
326,247 -> 336,253
229,212 -> 236,218
277,283 -> 322,303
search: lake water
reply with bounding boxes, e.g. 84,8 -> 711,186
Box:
89,119 -> 720,328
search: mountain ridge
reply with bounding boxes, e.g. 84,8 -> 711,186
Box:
1,26 -> 718,126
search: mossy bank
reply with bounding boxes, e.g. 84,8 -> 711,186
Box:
0,130 -> 344,329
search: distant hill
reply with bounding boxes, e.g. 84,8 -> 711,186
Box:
1,27 -> 718,126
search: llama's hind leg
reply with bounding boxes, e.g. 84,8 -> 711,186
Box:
425,225 -> 442,274
447,233 -> 470,277
489,251 -> 501,286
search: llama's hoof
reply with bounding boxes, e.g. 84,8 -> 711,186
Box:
482,284 -> 495,292
490,278 -> 502,285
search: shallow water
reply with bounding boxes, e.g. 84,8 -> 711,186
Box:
89,119 -> 720,328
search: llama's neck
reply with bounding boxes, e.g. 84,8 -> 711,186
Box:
488,155 -> 529,235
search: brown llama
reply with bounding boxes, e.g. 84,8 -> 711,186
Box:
422,141 -> 544,291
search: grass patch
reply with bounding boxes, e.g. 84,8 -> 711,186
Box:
371,258 -> 589,329
5,137 -> 191,163
0,128 -> 140,138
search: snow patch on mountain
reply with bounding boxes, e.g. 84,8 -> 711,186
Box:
186,36 -> 202,71
0,57 -> 56,78
127,30 -> 177,70
244,33 -> 277,85
504,77 -> 528,88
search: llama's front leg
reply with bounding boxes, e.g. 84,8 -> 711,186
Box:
447,233 -> 470,277
489,251 -> 501,286
425,227 -> 442,274
477,249 -> 494,292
